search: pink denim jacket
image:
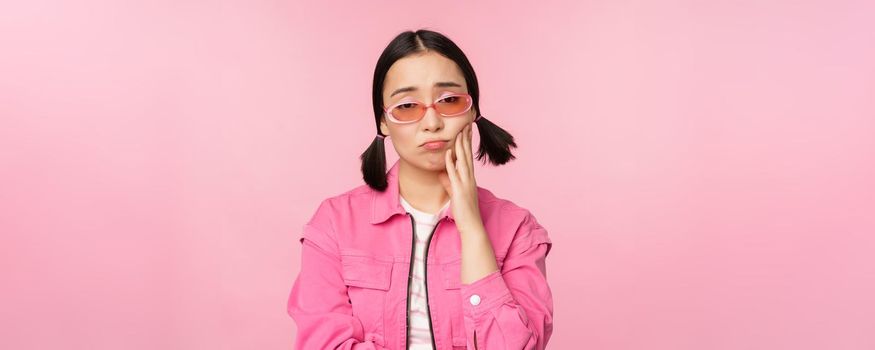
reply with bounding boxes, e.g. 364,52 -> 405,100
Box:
287,159 -> 553,349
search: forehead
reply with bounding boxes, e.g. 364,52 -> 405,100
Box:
383,51 -> 467,97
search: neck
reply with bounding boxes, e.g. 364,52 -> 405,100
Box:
398,159 -> 450,214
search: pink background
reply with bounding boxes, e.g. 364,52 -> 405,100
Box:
2,1 -> 874,349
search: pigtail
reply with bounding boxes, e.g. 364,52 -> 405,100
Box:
360,133 -> 388,191
474,115 -> 517,165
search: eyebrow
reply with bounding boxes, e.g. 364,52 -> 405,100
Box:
389,81 -> 463,98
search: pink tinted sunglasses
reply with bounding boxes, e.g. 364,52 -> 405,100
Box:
383,93 -> 473,124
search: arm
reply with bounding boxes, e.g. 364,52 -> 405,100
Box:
286,200 -> 389,349
459,211 -> 554,349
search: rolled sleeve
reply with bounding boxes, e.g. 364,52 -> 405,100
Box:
457,210 -> 554,350
460,270 -> 514,318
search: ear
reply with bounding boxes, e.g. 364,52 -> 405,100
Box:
379,118 -> 390,137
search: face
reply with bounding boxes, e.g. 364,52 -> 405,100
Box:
380,51 -> 477,172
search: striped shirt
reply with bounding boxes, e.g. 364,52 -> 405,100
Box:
399,195 -> 450,350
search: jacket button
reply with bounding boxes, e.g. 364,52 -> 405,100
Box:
469,294 -> 481,306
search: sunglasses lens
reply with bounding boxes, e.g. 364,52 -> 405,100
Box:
388,95 -> 472,122
435,95 -> 471,116
390,102 -> 424,122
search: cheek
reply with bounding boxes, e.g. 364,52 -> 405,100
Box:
388,129 -> 417,149
449,121 -> 469,136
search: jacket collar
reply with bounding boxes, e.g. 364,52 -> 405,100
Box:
370,159 -> 455,224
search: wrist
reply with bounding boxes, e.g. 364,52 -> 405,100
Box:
457,222 -> 486,237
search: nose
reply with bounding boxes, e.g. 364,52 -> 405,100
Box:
419,104 -> 444,132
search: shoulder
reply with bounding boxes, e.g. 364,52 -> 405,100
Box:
301,184 -> 373,248
303,184 -> 369,232
308,184 -> 372,214
475,186 -> 551,248
476,186 -> 540,225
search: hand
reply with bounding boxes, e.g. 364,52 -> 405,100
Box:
438,122 -> 483,234
440,123 -> 498,284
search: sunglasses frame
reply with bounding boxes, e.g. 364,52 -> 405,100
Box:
382,92 -> 473,124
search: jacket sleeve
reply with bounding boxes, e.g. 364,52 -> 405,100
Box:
458,210 -> 554,349
286,199 -> 389,349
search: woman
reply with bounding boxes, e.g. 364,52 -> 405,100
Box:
287,29 -> 554,350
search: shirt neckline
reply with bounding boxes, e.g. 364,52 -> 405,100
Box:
399,195 -> 450,224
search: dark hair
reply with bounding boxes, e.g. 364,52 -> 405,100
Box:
360,29 -> 518,191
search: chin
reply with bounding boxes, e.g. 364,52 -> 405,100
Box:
417,157 -> 447,172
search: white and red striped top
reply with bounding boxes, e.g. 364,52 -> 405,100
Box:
399,195 -> 450,350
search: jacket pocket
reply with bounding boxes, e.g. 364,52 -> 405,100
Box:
441,258 -> 462,290
339,250 -> 394,335
340,252 -> 393,290
440,259 -> 466,348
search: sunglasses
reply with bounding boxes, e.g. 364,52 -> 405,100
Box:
383,93 -> 473,124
